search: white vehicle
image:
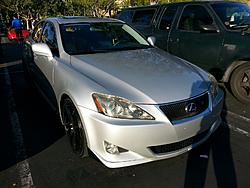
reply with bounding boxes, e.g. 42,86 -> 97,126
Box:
22,16 -> 224,168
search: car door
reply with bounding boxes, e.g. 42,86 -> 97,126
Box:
35,22 -> 58,84
25,21 -> 44,83
32,21 -> 59,108
168,4 -> 224,71
153,4 -> 179,52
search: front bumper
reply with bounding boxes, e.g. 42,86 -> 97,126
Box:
78,89 -> 224,168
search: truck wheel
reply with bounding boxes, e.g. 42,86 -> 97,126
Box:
230,63 -> 250,104
61,98 -> 88,158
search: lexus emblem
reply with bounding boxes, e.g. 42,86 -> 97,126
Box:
185,103 -> 197,113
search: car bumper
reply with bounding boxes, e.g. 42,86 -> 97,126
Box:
78,90 -> 224,168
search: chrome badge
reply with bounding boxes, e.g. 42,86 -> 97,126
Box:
185,103 -> 197,113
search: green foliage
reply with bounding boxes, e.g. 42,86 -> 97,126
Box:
0,0 -> 249,24
69,0 -> 119,17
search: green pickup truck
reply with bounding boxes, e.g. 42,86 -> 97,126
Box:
116,1 -> 250,104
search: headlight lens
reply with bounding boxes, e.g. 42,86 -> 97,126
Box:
92,93 -> 154,120
208,74 -> 219,99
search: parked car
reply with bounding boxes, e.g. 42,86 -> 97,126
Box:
8,28 -> 30,40
116,1 -> 250,104
0,22 -> 7,36
22,16 -> 224,168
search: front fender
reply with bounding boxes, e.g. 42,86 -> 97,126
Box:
53,59 -> 109,113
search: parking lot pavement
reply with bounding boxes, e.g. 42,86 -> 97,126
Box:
224,90 -> 250,120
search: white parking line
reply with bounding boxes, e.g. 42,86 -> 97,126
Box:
0,70 -> 24,75
225,110 -> 250,123
225,123 -> 250,139
3,67 -> 35,188
0,60 -> 22,69
222,110 -> 250,139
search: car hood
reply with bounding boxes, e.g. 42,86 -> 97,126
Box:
70,48 -> 209,104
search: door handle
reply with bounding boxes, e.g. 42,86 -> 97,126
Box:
169,38 -> 180,43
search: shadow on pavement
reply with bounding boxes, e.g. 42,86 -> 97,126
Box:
0,38 -> 24,63
184,86 -> 237,187
0,42 -> 65,171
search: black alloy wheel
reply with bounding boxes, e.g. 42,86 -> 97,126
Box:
62,98 -> 88,157
230,63 -> 250,104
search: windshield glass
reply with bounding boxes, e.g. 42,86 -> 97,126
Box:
212,3 -> 250,29
60,22 -> 151,55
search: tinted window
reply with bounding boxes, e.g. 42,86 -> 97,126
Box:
60,22 -> 150,55
118,10 -> 134,23
212,3 -> 250,29
42,22 -> 58,56
178,5 -> 214,31
159,6 -> 178,30
32,22 -> 44,42
132,9 -> 156,25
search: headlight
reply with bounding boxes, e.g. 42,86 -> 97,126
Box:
208,74 -> 219,99
92,93 -> 155,120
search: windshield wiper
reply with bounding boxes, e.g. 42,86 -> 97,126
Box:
242,24 -> 250,35
70,45 -> 152,55
70,49 -> 97,55
231,24 -> 249,29
230,22 -> 250,35
230,18 -> 250,29
116,45 -> 152,51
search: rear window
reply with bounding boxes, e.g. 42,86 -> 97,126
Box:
132,9 -> 156,25
117,10 -> 134,23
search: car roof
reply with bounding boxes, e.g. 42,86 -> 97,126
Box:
120,0 -> 245,10
45,16 -> 123,25
121,4 -> 161,10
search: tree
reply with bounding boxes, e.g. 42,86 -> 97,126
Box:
1,0 -> 250,28
68,0 -> 119,17
0,0 -> 33,28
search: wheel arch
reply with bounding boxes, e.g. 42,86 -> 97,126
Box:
59,92 -> 77,123
59,93 -> 89,157
59,92 -> 91,147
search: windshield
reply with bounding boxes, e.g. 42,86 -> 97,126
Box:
60,22 -> 151,55
212,3 -> 250,29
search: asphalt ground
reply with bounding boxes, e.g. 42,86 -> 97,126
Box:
0,38 -> 250,188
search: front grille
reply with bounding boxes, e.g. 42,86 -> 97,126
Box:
149,129 -> 209,154
159,93 -> 209,123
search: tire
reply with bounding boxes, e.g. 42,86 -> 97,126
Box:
61,98 -> 88,158
230,63 -> 250,104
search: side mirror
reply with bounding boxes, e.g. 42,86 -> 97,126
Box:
200,24 -> 218,33
32,43 -> 53,61
147,36 -> 156,46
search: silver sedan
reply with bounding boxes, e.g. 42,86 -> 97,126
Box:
22,16 -> 224,168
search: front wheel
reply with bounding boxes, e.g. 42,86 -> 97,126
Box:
61,98 -> 88,157
230,63 -> 250,104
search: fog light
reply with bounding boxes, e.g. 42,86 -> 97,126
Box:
104,141 -> 119,154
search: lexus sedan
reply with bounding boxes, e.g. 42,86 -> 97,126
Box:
22,16 -> 224,168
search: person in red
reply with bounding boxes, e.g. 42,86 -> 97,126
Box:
11,15 -> 23,40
